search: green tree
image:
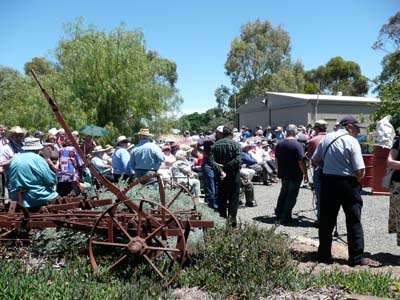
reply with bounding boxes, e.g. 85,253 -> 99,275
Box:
225,19 -> 291,90
24,57 -> 57,76
372,12 -> 400,128
54,18 -> 182,136
224,19 -> 305,109
304,56 -> 369,96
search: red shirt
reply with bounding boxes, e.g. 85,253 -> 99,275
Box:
307,132 -> 327,167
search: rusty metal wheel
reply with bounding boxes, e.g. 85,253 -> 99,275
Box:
88,199 -> 186,286
133,176 -> 197,215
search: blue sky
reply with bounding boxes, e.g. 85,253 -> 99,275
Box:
0,1 -> 398,114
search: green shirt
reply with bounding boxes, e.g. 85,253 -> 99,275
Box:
210,137 -> 242,173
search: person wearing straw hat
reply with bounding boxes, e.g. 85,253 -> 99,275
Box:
0,126 -> 26,195
9,137 -> 58,210
91,145 -> 115,183
130,128 -> 164,181
112,135 -> 133,182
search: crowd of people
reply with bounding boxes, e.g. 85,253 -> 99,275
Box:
1,117 -> 400,267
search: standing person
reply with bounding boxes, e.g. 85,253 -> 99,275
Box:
196,126 -> 223,209
306,120 -> 328,225
274,124 -> 309,224
211,126 -> 242,227
57,128 -> 66,148
312,116 -> 369,266
57,139 -> 85,196
0,124 -> 7,197
130,128 -> 164,180
112,135 -> 132,182
40,132 -> 60,173
83,135 -> 96,156
386,135 -> 400,246
9,137 -> 58,209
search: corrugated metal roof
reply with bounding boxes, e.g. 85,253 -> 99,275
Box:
266,92 -> 380,103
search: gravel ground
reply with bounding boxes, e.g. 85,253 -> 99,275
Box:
237,181 -> 400,261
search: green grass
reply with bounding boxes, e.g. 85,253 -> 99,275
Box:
2,224 -> 398,300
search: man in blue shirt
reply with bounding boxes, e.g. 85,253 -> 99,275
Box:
9,137 -> 58,209
312,115 -> 368,266
112,135 -> 132,182
130,128 -> 164,181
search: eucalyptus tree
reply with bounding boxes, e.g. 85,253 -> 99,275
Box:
304,56 -> 369,96
54,19 -> 182,136
224,19 -> 304,107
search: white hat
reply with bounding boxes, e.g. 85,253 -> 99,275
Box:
180,144 -> 192,152
48,128 -> 58,136
71,130 -> 79,136
22,137 -> 43,151
216,125 -> 224,133
92,145 -> 107,153
116,135 -> 129,144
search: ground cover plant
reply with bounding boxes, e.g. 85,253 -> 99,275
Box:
1,184 -> 399,299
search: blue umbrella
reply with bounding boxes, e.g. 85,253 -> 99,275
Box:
79,125 -> 108,137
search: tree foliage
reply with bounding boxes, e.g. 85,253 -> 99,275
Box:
304,56 -> 369,96
54,19 -> 182,137
225,19 -> 292,90
372,12 -> 400,128
224,19 -> 305,109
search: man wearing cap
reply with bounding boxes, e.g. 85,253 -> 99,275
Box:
211,126 -> 242,227
9,137 -> 58,209
112,135 -> 132,182
130,128 -> 164,180
307,120 -> 328,225
312,115 -> 368,266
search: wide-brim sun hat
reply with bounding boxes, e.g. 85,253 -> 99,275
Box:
92,145 -> 107,153
22,137 -> 43,151
116,135 -> 130,144
137,128 -> 153,136
180,144 -> 192,152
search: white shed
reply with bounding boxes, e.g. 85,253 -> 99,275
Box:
236,92 -> 380,132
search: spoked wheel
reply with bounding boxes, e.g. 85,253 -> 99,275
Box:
88,199 -> 186,286
162,180 -> 197,212
133,177 -> 197,214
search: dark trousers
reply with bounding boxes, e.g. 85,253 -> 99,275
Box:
217,169 -> 241,226
318,174 -> 364,264
56,181 -> 81,197
241,178 -> 255,205
275,179 -> 302,221
202,163 -> 217,209
0,172 -> 5,197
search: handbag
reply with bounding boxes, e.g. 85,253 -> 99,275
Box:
382,168 -> 394,189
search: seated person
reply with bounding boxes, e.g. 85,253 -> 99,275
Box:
158,145 -> 176,181
171,150 -> 201,202
91,145 -> 115,183
248,142 -> 278,183
241,142 -> 275,185
9,137 -> 58,209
